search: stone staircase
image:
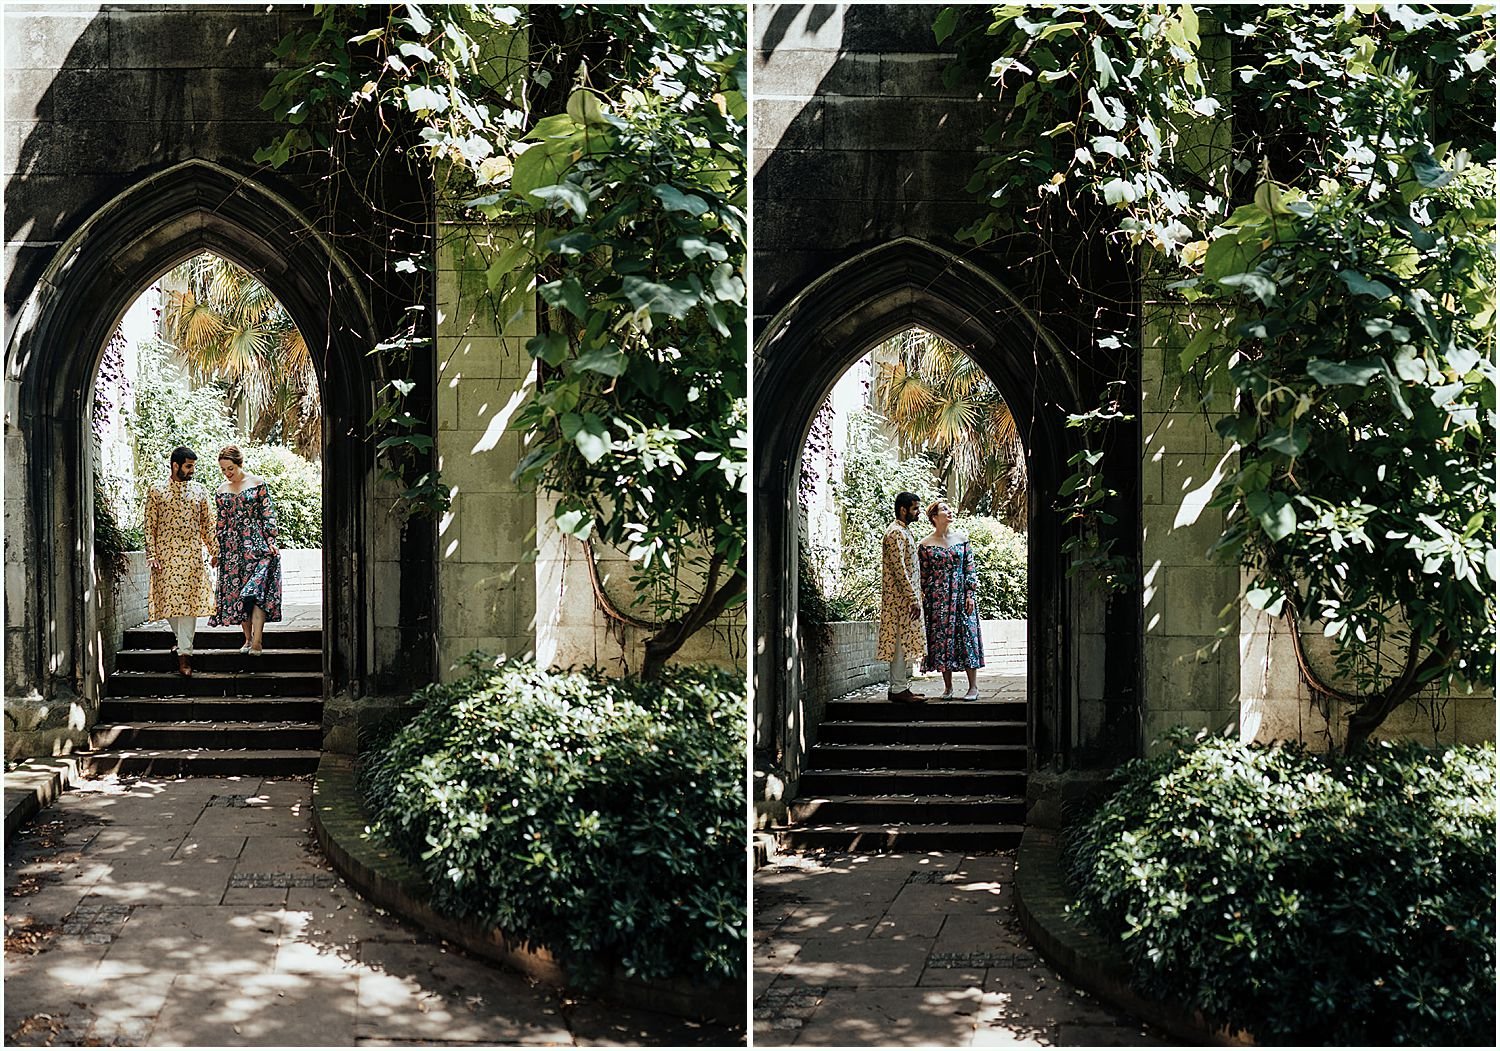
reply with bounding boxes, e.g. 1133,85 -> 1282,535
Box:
777,690 -> 1027,852
81,623 -> 323,777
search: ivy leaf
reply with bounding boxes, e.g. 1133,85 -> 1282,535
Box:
572,343 -> 628,377
1218,272 -> 1278,304
1409,148 -> 1452,189
1245,491 -> 1297,542
933,6 -> 959,44
1091,37 -> 1117,88
653,184 -> 710,216
1260,428 -> 1308,458
1246,584 -> 1286,616
540,278 -> 588,320
571,413 -> 611,464
555,507 -> 593,539
529,183 -> 590,221
403,85 -> 449,114
546,232 -> 596,256
526,332 -> 569,366
1306,357 -> 1383,387
622,276 -> 699,318
678,235 -> 728,261
710,263 -> 744,303
1338,270 -> 1394,299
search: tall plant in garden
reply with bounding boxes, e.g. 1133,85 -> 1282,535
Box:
259,4 -> 747,679
941,3 -> 1496,749
873,327 -> 1027,527
162,252 -> 321,457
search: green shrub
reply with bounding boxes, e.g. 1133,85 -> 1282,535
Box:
956,515 -> 1026,619
245,444 -> 322,548
1067,734 -> 1496,1045
129,339 -> 237,483
359,659 -> 746,984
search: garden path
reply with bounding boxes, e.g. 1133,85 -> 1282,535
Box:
754,848 -> 1173,1047
5,775 -> 739,1046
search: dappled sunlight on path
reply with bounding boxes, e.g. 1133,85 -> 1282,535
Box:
6,776 -> 739,1046
754,851 -> 1172,1047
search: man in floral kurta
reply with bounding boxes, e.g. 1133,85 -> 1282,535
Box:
145,446 -> 218,676
876,491 -> 927,703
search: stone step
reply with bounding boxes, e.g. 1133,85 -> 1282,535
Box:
123,627 -> 322,650
79,748 -> 320,778
823,698 -> 1026,722
106,671 -> 322,698
89,721 -> 322,751
776,822 -> 1025,853
98,697 -> 324,723
789,794 -> 1026,825
796,768 -> 1027,796
114,648 -> 321,674
807,743 -> 1028,771
816,720 -> 1026,746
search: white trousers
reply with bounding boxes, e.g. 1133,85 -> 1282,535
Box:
888,632 -> 910,692
168,616 -> 196,655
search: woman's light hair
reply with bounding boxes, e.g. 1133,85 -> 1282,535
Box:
926,500 -> 950,522
217,444 -> 244,466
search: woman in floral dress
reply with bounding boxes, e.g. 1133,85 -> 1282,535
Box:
918,499 -> 985,699
210,445 -> 282,655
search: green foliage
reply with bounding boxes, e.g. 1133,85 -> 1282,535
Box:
825,412 -> 942,621
950,4 -> 1496,744
359,658 -> 746,984
260,5 -> 748,673
130,338 -> 238,483
1068,734 -> 1496,1045
961,516 -> 1027,619
815,412 -> 1028,621
245,445 -> 322,549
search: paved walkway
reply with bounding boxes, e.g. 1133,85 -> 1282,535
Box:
754,852 -> 1171,1045
5,775 -> 739,1046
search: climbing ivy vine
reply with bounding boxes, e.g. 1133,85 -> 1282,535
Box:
940,3 -> 1496,748
259,4 -> 747,677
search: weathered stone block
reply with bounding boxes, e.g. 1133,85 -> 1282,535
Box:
841,4 -> 947,53
1160,567 -> 1236,636
1141,411 -> 1210,456
878,53 -> 970,99
4,10 -> 109,71
822,95 -> 992,153
105,8 -> 283,70
452,491 -> 532,564
752,96 -> 824,152
2,172 -> 110,241
1143,635 -> 1228,712
755,49 -> 879,98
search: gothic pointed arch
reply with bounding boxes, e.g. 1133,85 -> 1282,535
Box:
5,159 -> 421,727
753,237 -> 1132,801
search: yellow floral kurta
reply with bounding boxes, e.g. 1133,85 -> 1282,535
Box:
145,479 -> 218,620
876,520 -> 926,661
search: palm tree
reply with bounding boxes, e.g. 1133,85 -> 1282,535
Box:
160,253 -> 321,457
872,327 -> 1028,529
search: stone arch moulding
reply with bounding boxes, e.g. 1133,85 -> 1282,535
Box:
752,236 -> 1109,795
6,158 -> 391,727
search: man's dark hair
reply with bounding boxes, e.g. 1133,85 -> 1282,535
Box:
169,446 -> 198,467
894,491 -> 921,517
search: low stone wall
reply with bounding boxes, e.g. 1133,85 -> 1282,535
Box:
103,549 -> 323,655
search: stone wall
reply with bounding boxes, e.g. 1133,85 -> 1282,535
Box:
1240,600 -> 1496,750
752,3 -> 991,334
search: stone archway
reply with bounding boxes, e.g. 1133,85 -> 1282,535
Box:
754,237 -> 1125,813
5,159 -> 420,752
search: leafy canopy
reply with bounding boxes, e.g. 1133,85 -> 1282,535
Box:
944,3 -> 1496,746
259,5 -> 748,674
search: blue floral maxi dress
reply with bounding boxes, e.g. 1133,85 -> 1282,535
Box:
210,482 -> 283,625
919,541 -> 985,672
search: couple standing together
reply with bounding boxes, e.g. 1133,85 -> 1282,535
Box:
877,491 -> 985,703
145,444 -> 283,676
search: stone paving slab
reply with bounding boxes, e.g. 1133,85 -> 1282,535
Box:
753,849 -> 1175,1047
6,774 -> 745,1046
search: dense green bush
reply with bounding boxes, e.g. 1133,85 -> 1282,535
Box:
246,444 -> 322,548
957,515 -> 1026,620
130,339 -> 238,482
817,413 -> 1028,621
359,659 -> 746,984
1067,734 -> 1496,1045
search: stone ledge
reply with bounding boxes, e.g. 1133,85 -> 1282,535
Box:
312,753 -> 744,1026
1013,827 -> 1254,1047
4,756 -> 82,844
